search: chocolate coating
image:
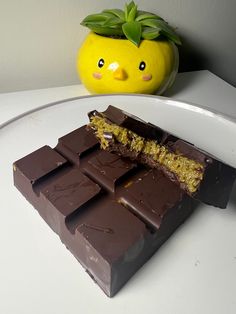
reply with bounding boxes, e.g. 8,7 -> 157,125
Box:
14,125 -> 193,297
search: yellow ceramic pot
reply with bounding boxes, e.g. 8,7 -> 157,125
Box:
77,32 -> 179,95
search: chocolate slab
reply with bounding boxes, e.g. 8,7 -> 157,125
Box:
89,105 -> 236,208
14,125 -> 194,297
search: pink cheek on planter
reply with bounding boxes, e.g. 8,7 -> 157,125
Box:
93,72 -> 102,80
142,74 -> 152,81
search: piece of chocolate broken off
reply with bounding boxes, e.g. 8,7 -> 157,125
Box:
88,105 -> 236,208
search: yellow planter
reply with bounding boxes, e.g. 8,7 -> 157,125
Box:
77,32 -> 179,95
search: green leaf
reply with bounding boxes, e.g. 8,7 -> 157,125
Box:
102,9 -> 125,21
140,18 -> 181,45
142,27 -> 161,40
122,21 -> 142,46
124,1 -> 136,21
136,10 -> 163,21
102,16 -> 123,27
87,25 -> 124,37
81,13 -> 114,25
140,18 -> 162,28
127,3 -> 137,22
154,20 -> 181,45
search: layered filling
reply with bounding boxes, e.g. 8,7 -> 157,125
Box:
89,115 -> 204,193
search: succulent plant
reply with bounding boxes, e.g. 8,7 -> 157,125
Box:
81,1 -> 181,47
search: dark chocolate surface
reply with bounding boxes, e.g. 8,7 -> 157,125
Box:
14,124 -> 194,297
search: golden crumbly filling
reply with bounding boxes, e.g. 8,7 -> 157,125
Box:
90,116 -> 204,193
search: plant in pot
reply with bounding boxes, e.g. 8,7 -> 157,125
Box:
77,1 -> 181,95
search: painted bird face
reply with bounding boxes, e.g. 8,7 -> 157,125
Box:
77,33 -> 178,94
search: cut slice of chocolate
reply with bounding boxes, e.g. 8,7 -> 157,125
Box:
88,105 -> 236,208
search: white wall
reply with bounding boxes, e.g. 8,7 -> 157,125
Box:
0,0 -> 235,93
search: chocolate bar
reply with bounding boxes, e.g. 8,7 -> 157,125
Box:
14,125 -> 194,297
88,106 -> 236,208
14,105 -> 235,296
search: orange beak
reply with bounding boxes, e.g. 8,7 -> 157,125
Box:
113,67 -> 128,80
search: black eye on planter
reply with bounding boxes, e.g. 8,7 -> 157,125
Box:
139,61 -> 146,71
98,58 -> 105,68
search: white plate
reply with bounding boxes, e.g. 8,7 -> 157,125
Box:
1,94 -> 236,314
